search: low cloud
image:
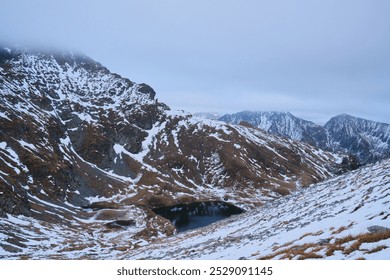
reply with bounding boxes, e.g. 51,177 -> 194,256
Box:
1,0 -> 389,123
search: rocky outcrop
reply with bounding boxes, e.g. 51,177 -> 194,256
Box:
325,114 -> 390,164
0,47 -> 167,218
367,225 -> 390,234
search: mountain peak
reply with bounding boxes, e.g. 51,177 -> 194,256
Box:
0,46 -> 163,109
219,111 -> 328,147
325,114 -> 390,163
330,113 -> 358,121
219,111 -> 390,164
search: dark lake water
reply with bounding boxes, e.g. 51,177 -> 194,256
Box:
153,201 -> 244,232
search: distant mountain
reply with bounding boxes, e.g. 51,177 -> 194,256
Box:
192,112 -> 222,120
219,111 -> 329,149
219,111 -> 390,164
325,114 -> 390,164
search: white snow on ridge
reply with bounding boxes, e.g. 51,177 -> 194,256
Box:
0,111 -> 11,121
18,140 -> 38,152
0,142 -> 29,174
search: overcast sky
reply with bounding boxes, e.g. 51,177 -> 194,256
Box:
1,0 -> 390,124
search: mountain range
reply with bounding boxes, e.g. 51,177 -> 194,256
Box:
0,47 -> 388,259
219,111 -> 390,164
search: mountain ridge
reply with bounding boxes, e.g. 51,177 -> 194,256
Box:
219,111 -> 390,164
0,47 -> 367,258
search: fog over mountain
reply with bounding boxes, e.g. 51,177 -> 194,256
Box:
1,0 -> 389,261
1,0 -> 390,124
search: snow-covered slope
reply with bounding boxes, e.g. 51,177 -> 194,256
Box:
124,159 -> 390,260
0,47 -> 166,220
1,158 -> 387,259
219,111 -> 390,164
0,47 -> 354,259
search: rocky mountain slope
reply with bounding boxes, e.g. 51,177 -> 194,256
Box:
325,114 -> 390,164
220,111 -> 329,148
0,47 -> 354,258
124,158 -> 390,260
219,111 -> 390,164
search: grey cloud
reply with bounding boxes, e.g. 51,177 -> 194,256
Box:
1,0 -> 389,123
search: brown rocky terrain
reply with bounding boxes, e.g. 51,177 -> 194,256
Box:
0,47 -> 355,258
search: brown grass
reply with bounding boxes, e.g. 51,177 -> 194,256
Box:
331,223 -> 354,234
344,241 -> 361,255
326,234 -> 355,256
358,230 -> 390,243
328,230 -> 390,256
272,241 -> 295,251
345,230 -> 390,255
332,226 -> 348,234
259,243 -> 320,260
260,229 -> 390,259
299,230 -> 324,240
298,252 -> 323,260
366,245 -> 388,254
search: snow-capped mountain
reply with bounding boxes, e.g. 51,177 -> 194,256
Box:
325,114 -> 390,164
219,111 -> 390,164
219,111 -> 329,148
0,47 -> 356,258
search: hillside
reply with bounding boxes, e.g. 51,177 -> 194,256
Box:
0,47 -> 353,258
124,159 -> 390,260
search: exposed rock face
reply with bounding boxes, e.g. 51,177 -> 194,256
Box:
219,111 -> 390,164
0,47 -> 166,221
324,114 -> 390,164
220,111 -> 329,148
0,47 -> 352,258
